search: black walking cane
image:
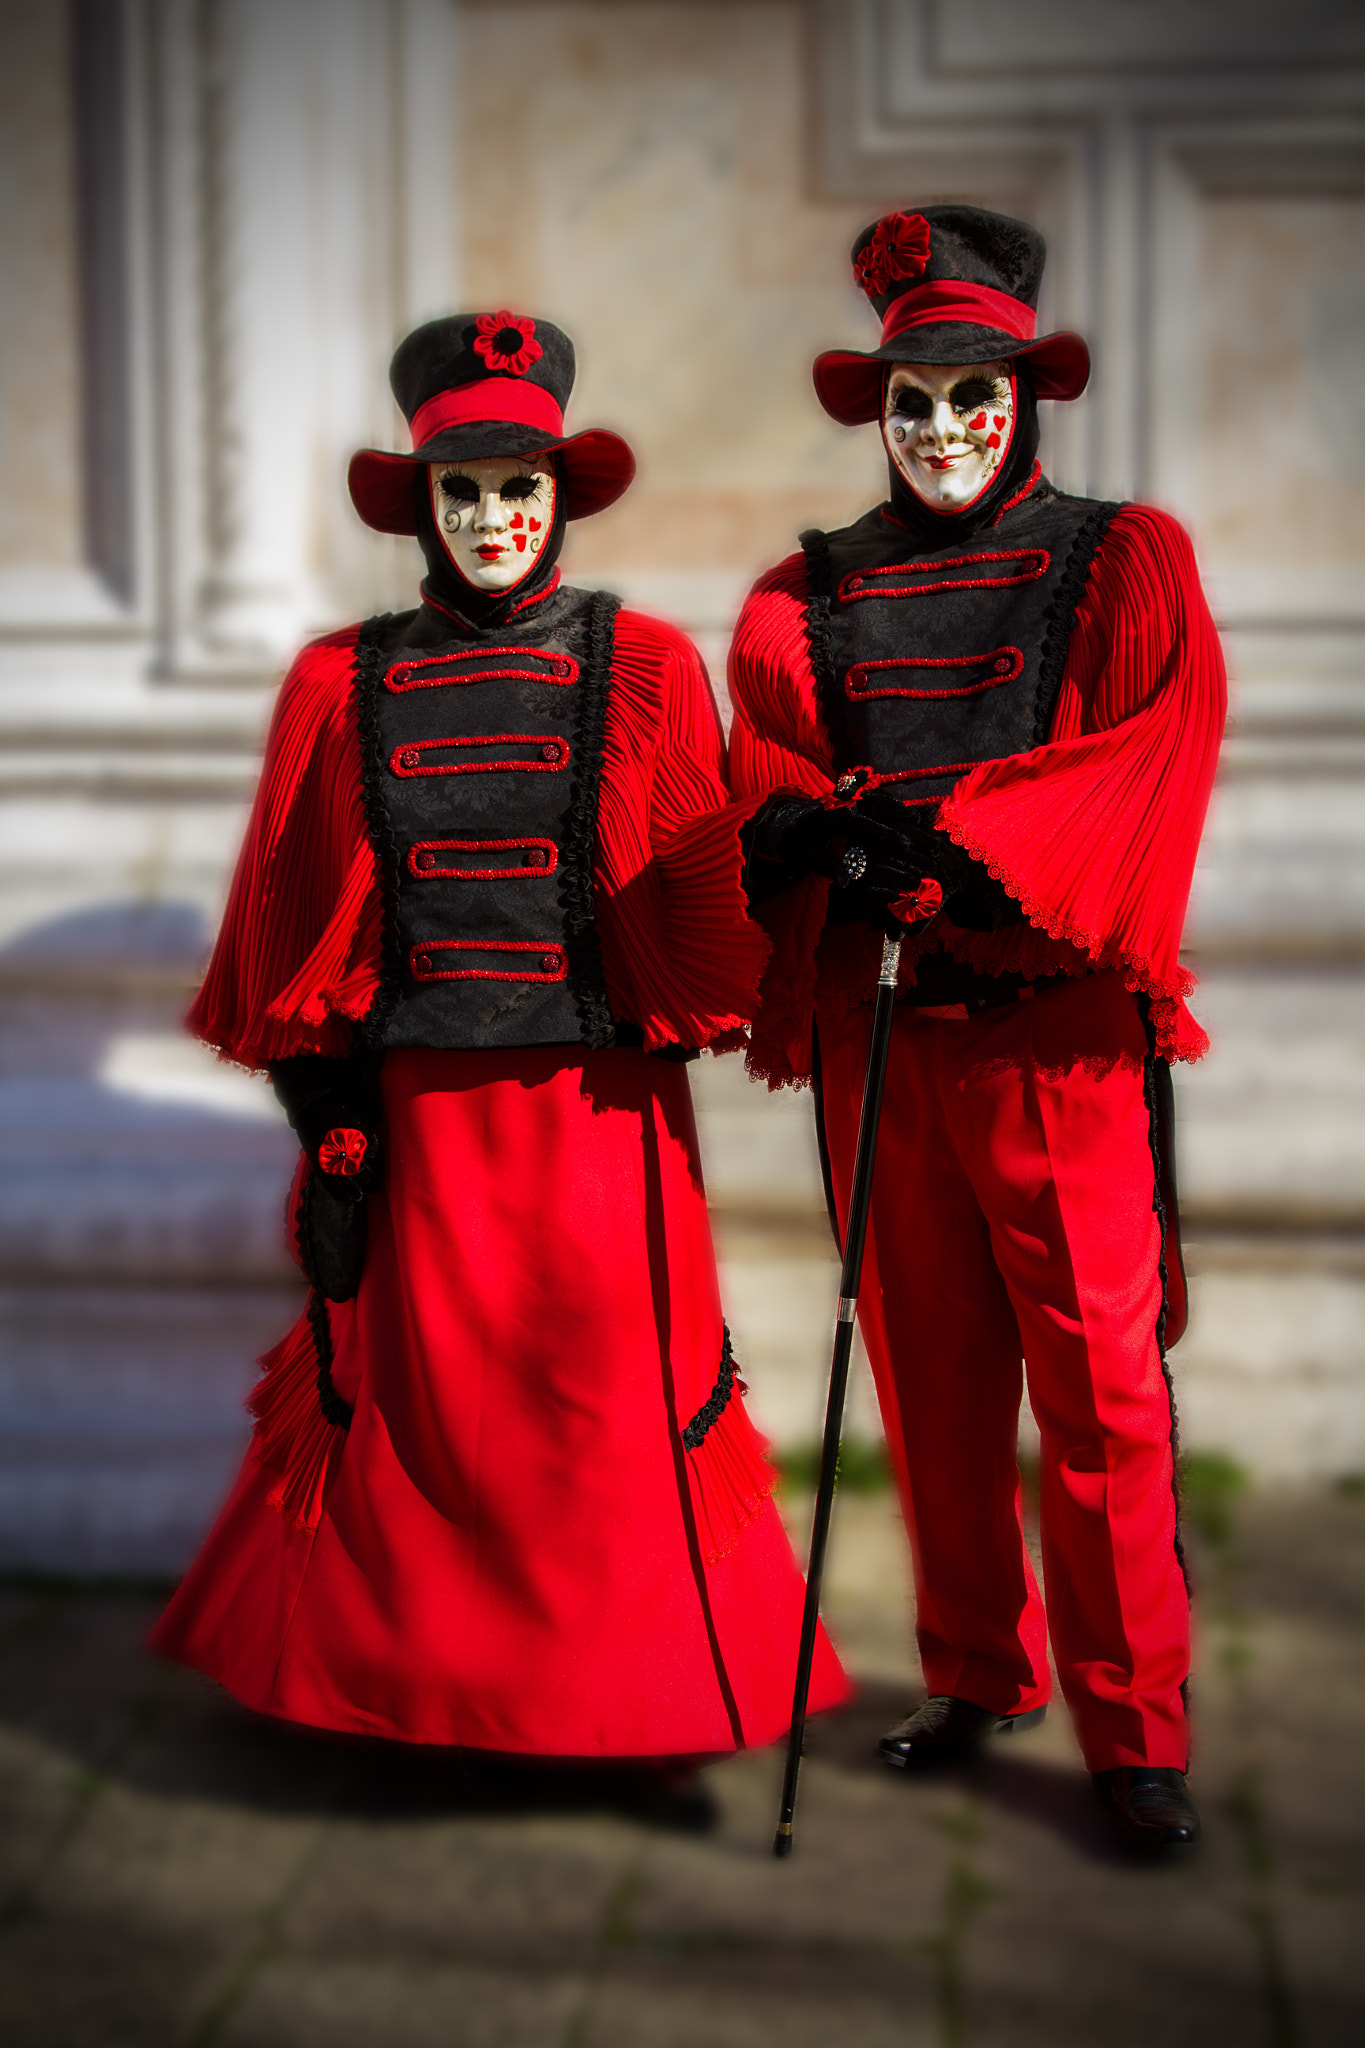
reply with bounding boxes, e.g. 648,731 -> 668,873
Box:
773,921 -> 904,1858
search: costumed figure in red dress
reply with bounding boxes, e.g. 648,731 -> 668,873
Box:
151,313 -> 849,1807
712,209 -> 1226,1847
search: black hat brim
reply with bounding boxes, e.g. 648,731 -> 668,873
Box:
348,424 -> 636,533
814,326 -> 1090,425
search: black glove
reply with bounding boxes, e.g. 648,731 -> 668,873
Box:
743,794 -> 932,906
850,790 -> 1025,933
270,1052 -> 384,1198
272,1053 -> 384,1303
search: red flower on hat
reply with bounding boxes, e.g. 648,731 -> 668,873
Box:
473,312 -> 543,378
853,212 -> 933,298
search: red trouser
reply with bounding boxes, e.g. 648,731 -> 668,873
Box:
817,970 -> 1189,1771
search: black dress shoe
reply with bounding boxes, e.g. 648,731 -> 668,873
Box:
878,1694 -> 1047,1769
1093,1767 -> 1201,1849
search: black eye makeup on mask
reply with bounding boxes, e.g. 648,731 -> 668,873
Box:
950,378 -> 1002,412
436,472 -> 480,503
888,386 -> 932,421
436,470 -> 546,504
887,376 -> 1005,423
498,473 -> 545,501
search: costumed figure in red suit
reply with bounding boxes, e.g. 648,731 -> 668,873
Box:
151,313 -> 849,1810
715,209 -> 1226,1847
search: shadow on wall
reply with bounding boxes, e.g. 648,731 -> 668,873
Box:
0,902 -> 302,1577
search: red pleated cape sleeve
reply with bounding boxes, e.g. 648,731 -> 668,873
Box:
597,608 -> 769,1050
726,504 -> 1228,1080
938,505 -> 1226,1061
187,625 -> 383,1067
188,608 -> 762,1067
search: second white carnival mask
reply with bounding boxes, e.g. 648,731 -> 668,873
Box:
883,361 -> 1015,514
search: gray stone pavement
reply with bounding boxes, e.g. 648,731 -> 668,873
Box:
0,1484 -> 1361,2047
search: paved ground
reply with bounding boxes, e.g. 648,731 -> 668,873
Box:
0,1480 -> 1361,2047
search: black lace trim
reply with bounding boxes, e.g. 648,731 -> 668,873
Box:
681,1325 -> 737,1451
1032,499 -> 1121,746
799,528 -> 848,772
307,1286 -> 354,1431
1142,1036 -> 1189,1597
560,589 -> 621,1051
352,614 -> 406,1047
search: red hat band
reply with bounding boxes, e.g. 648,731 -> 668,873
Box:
410,378 -> 565,449
880,279 -> 1037,351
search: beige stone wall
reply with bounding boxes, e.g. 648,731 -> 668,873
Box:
0,0 -> 81,570
459,0 -> 886,588
1197,194 -> 1365,575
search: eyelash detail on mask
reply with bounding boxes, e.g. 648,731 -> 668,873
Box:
436,471 -> 546,503
887,380 -> 1003,422
499,475 -> 545,501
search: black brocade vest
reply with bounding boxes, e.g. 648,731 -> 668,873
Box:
804,482 -> 1120,802
354,586 -> 621,1052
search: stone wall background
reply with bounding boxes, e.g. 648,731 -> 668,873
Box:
0,0 -> 1362,1569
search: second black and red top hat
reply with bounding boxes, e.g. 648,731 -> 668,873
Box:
814,205 -> 1090,425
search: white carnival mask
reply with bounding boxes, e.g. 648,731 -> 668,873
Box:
428,456 -> 556,592
883,361 -> 1015,513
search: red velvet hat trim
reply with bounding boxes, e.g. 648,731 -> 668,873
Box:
881,280 -> 1036,348
410,378 -> 564,446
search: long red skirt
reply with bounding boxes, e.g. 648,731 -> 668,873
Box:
152,1047 -> 849,1755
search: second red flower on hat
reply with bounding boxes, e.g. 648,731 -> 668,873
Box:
853,212 -> 932,297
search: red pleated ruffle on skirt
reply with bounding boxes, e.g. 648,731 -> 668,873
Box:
151,1046 -> 850,1755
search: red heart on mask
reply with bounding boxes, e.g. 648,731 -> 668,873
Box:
987,433 -> 1001,449
510,512 -> 523,529
969,413 -> 987,430
529,518 -> 542,532
993,414 -> 1007,429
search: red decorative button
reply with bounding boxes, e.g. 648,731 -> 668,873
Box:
415,850 -> 436,871
525,847 -> 543,864
541,743 -> 560,762
399,748 -> 418,770
541,952 -> 559,972
995,655 -> 1012,675
413,952 -> 431,975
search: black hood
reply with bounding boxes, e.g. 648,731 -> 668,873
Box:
412,462 -> 570,632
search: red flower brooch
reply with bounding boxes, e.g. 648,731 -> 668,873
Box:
853,212 -> 932,298
473,312 -> 543,378
318,1127 -> 367,1177
890,877 -> 944,925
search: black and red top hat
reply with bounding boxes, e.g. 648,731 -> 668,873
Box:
814,205 -> 1090,426
348,312 -> 635,533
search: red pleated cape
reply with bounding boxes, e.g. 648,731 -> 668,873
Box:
703,499 -> 1228,1088
155,599 -> 850,1755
